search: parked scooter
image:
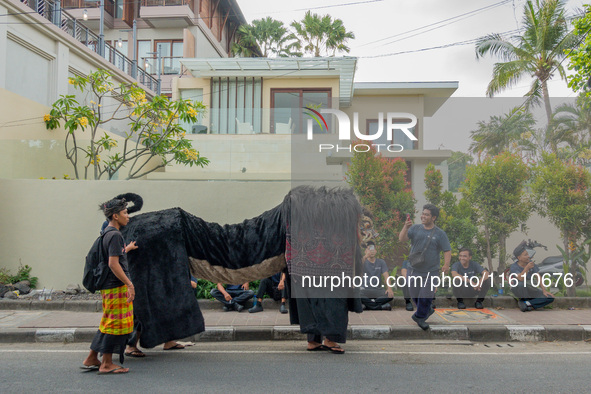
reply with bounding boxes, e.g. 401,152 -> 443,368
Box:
507,239 -> 585,287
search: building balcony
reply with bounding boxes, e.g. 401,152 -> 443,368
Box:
62,0 -> 115,29
139,0 -> 195,28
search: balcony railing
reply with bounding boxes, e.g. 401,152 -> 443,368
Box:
61,0 -> 114,16
141,0 -> 193,7
20,0 -> 159,93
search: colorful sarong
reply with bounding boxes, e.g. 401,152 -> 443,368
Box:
99,285 -> 133,335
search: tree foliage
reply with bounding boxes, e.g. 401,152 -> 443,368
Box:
291,11 -> 355,57
469,107 -> 536,158
232,17 -> 301,57
475,0 -> 575,123
424,163 -> 483,263
462,153 -> 531,272
531,153 -> 591,295
566,4 -> 591,96
44,69 -> 209,180
346,144 -> 415,265
448,151 -> 473,192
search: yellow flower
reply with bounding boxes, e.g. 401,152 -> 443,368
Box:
90,100 -> 96,105
43,114 -> 51,122
79,117 -> 89,127
109,140 -> 118,148
68,78 -> 76,85
187,108 -> 198,117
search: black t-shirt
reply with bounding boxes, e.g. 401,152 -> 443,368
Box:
101,227 -> 129,290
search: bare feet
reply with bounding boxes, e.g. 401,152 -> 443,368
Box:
83,351 -> 101,367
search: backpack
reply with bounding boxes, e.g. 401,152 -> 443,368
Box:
82,227 -> 117,293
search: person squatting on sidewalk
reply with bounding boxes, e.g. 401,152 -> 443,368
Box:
248,272 -> 288,314
360,242 -> 394,311
451,247 -> 491,310
82,197 -> 138,375
509,241 -> 555,312
210,283 -> 254,312
399,204 -> 451,330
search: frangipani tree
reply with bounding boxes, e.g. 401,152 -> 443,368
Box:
44,69 -> 208,180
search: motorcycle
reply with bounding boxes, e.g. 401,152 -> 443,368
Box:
505,239 -> 586,287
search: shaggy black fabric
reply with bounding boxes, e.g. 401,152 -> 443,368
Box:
115,187 -> 363,348
121,206 -> 286,348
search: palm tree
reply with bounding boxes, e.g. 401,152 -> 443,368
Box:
550,94 -> 591,163
232,17 -> 301,58
475,0 -> 575,124
469,107 -> 536,159
291,11 -> 354,57
232,24 -> 260,57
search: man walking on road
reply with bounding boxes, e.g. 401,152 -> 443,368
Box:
399,204 -> 451,330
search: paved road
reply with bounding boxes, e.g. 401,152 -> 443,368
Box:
1,341 -> 589,392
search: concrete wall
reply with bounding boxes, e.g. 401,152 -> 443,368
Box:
0,179 -> 292,289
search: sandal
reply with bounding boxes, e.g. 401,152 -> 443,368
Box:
124,350 -> 146,358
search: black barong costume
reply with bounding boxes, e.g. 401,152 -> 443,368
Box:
116,186 -> 362,348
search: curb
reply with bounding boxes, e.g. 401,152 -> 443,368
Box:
2,325 -> 590,344
2,297 -> 591,313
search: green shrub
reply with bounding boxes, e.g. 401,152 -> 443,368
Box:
10,264 -> 38,288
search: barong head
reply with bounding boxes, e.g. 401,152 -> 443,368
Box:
100,197 -> 128,220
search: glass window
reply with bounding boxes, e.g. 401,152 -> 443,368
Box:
115,0 -> 123,18
155,40 -> 183,75
137,40 -> 153,74
211,77 -> 262,134
367,118 -> 416,151
271,89 -> 331,134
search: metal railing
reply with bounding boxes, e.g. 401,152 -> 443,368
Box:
61,0 -> 114,16
20,0 -> 160,93
141,0 -> 193,7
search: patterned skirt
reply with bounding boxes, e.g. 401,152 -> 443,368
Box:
90,285 -> 133,362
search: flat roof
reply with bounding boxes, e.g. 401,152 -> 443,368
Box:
180,57 -> 357,107
353,82 -> 459,116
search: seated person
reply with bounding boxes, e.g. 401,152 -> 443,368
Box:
451,247 -> 491,309
509,242 -> 555,312
210,283 -> 254,312
360,242 -> 394,311
400,260 -> 414,311
248,272 -> 288,314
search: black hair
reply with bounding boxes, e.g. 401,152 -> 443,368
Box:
458,247 -> 472,257
513,241 -> 528,259
99,198 -> 128,221
422,204 -> 440,221
366,241 -> 376,247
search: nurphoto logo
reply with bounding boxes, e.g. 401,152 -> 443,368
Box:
303,107 -> 418,153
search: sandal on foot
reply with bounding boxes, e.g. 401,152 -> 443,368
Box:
323,345 -> 345,354
80,365 -> 100,372
306,345 -> 328,351
124,350 -> 146,358
163,344 -> 185,350
97,366 -> 129,375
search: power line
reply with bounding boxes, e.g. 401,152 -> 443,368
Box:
359,28 -> 523,59
356,0 -> 518,49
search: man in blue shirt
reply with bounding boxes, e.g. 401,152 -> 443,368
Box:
451,247 -> 491,309
399,204 -> 451,330
509,241 -> 554,312
360,242 -> 394,311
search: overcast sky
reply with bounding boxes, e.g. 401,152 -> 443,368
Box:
239,0 -> 586,151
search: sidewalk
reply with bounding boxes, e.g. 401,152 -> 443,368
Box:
1,297 -> 590,343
